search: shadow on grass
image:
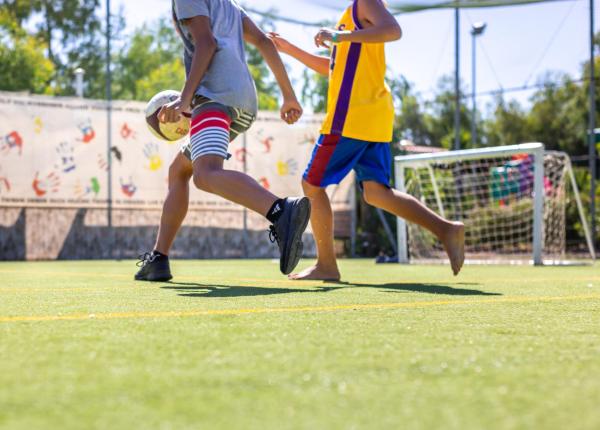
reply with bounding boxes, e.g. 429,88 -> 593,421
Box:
161,280 -> 500,298
334,281 -> 501,296
161,282 -> 343,298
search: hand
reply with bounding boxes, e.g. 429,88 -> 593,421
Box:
314,28 -> 336,49
280,97 -> 303,125
267,32 -> 293,54
158,97 -> 190,124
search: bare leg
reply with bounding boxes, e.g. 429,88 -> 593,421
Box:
289,180 -> 340,281
153,153 -> 193,255
363,181 -> 465,275
192,155 -> 278,216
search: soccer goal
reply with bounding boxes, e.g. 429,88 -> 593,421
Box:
394,143 -> 596,265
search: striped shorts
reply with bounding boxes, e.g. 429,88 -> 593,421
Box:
181,95 -> 256,162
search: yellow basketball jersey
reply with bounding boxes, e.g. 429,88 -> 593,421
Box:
319,1 -> 395,142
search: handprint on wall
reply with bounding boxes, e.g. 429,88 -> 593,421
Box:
0,165 -> 9,193
0,167 -> 10,193
255,129 -> 273,153
0,177 -> 9,193
1,131 -> 23,156
34,117 -> 43,134
56,141 -> 76,173
261,136 -> 274,153
120,123 -> 136,140
258,177 -> 270,190
32,171 -> 60,197
276,158 -> 298,176
111,146 -> 123,163
299,133 -> 317,146
120,177 -> 137,198
74,177 -> 101,198
77,119 -> 96,144
143,142 -> 163,171
234,148 -> 251,163
97,153 -> 108,171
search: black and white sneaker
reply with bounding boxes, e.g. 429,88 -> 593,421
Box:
268,197 -> 311,275
134,252 -> 173,282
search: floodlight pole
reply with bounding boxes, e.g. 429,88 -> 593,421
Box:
589,0 -> 597,254
106,0 -> 114,258
471,31 -> 477,148
242,132 -> 249,258
471,23 -> 486,148
454,5 -> 461,151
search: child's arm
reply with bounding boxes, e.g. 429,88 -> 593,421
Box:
268,33 -> 330,77
315,0 -> 401,48
160,15 -> 217,123
242,17 -> 302,125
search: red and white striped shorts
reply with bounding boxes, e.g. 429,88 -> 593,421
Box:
181,96 -> 255,162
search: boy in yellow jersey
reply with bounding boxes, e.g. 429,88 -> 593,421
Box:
269,0 -> 465,281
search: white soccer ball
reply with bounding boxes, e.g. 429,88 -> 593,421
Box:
145,90 -> 191,142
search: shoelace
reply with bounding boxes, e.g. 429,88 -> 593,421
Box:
136,252 -> 155,267
268,225 -> 280,244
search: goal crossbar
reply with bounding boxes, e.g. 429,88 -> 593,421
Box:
395,142 -> 544,167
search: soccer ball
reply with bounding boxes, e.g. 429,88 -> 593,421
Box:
145,90 -> 191,142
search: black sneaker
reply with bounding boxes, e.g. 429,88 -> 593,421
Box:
134,252 -> 173,282
268,197 -> 311,275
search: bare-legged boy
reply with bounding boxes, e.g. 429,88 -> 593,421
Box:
135,0 -> 310,281
269,0 -> 464,281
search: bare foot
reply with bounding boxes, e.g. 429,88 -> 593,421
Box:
442,222 -> 465,276
289,264 -> 341,281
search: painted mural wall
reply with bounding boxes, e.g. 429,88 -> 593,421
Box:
0,92 -> 354,260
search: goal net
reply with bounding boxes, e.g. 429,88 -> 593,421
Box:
394,143 -> 595,265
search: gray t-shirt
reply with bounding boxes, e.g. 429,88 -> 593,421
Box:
172,0 -> 258,114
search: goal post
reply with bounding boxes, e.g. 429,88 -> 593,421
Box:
394,143 -> 596,265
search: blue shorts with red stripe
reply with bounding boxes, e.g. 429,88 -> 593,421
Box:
303,134 -> 392,188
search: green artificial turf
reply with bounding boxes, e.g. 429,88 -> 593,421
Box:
0,259 -> 599,430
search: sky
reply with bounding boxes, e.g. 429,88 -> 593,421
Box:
114,0 -> 598,112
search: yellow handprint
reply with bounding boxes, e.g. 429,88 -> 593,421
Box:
143,142 -> 163,171
34,117 -> 43,134
276,159 -> 298,176
148,154 -> 163,171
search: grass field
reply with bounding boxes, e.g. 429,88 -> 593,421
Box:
0,259 -> 599,430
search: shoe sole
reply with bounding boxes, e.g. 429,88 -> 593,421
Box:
281,197 -> 311,275
134,271 -> 173,282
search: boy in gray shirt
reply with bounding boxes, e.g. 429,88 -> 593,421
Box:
135,0 -> 310,281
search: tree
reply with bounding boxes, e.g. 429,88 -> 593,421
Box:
301,68 -> 328,113
525,72 -> 587,155
422,76 -> 474,149
389,75 -> 429,145
0,9 -> 54,93
484,97 -> 528,148
112,18 -> 185,101
0,0 -> 123,97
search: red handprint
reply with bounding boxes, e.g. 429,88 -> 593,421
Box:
120,177 -> 137,198
261,136 -> 273,153
258,177 -> 270,190
1,131 -> 24,155
0,176 -> 10,193
78,120 -> 96,144
120,123 -> 136,140
32,171 -> 60,197
235,148 -> 251,163
299,133 -> 317,146
97,153 -> 108,171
